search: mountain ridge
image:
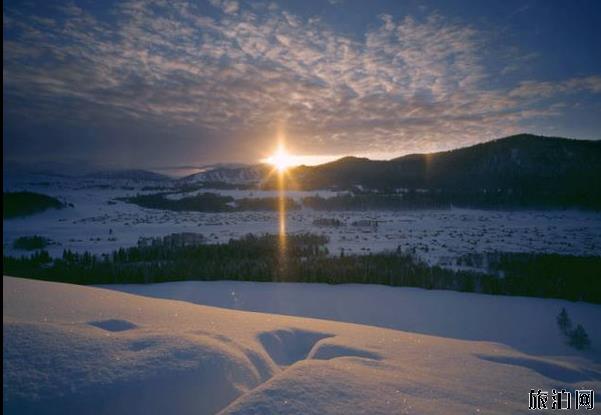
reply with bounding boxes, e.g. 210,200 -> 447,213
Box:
262,133 -> 601,208
289,133 -> 600,187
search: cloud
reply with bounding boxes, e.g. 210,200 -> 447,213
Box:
210,0 -> 239,14
3,0 -> 600,162
509,76 -> 601,98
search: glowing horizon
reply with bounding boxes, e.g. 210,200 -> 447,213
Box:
265,145 -> 294,172
262,152 -> 343,169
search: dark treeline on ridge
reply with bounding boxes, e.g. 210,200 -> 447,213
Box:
3,192 -> 66,218
12,235 -> 54,251
4,233 -> 599,303
280,134 -> 601,210
122,188 -> 600,213
299,191 -> 579,210
120,192 -> 301,212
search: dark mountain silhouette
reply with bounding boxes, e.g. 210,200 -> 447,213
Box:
280,134 -> 601,208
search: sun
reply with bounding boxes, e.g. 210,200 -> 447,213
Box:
266,146 -> 294,172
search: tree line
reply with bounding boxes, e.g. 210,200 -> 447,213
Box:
121,189 -> 601,213
120,192 -> 301,212
4,233 -> 599,303
4,192 -> 66,218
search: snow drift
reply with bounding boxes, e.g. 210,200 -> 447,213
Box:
106,280 -> 601,359
4,276 -> 601,414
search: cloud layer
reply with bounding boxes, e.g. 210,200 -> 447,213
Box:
4,0 -> 601,164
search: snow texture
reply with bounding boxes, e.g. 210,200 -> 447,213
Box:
4,276 -> 601,414
106,280 -> 601,359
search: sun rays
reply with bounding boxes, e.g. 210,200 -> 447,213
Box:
262,131 -> 297,279
265,145 -> 295,172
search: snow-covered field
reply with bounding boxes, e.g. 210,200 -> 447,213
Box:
5,276 -> 601,414
105,281 -> 601,358
4,176 -> 601,266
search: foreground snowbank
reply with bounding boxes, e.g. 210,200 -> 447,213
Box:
106,280 -> 601,359
4,276 -> 601,414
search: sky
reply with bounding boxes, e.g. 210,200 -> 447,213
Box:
4,0 -> 601,170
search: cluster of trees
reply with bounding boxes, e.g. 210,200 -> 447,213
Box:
123,190 -> 463,213
4,192 -> 66,218
123,188 -> 597,214
301,190 -> 601,211
121,192 -> 234,212
556,308 -> 591,350
236,197 -> 300,211
121,192 -> 300,212
12,235 -> 53,250
4,233 -> 598,303
457,252 -> 601,303
312,218 -> 343,227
